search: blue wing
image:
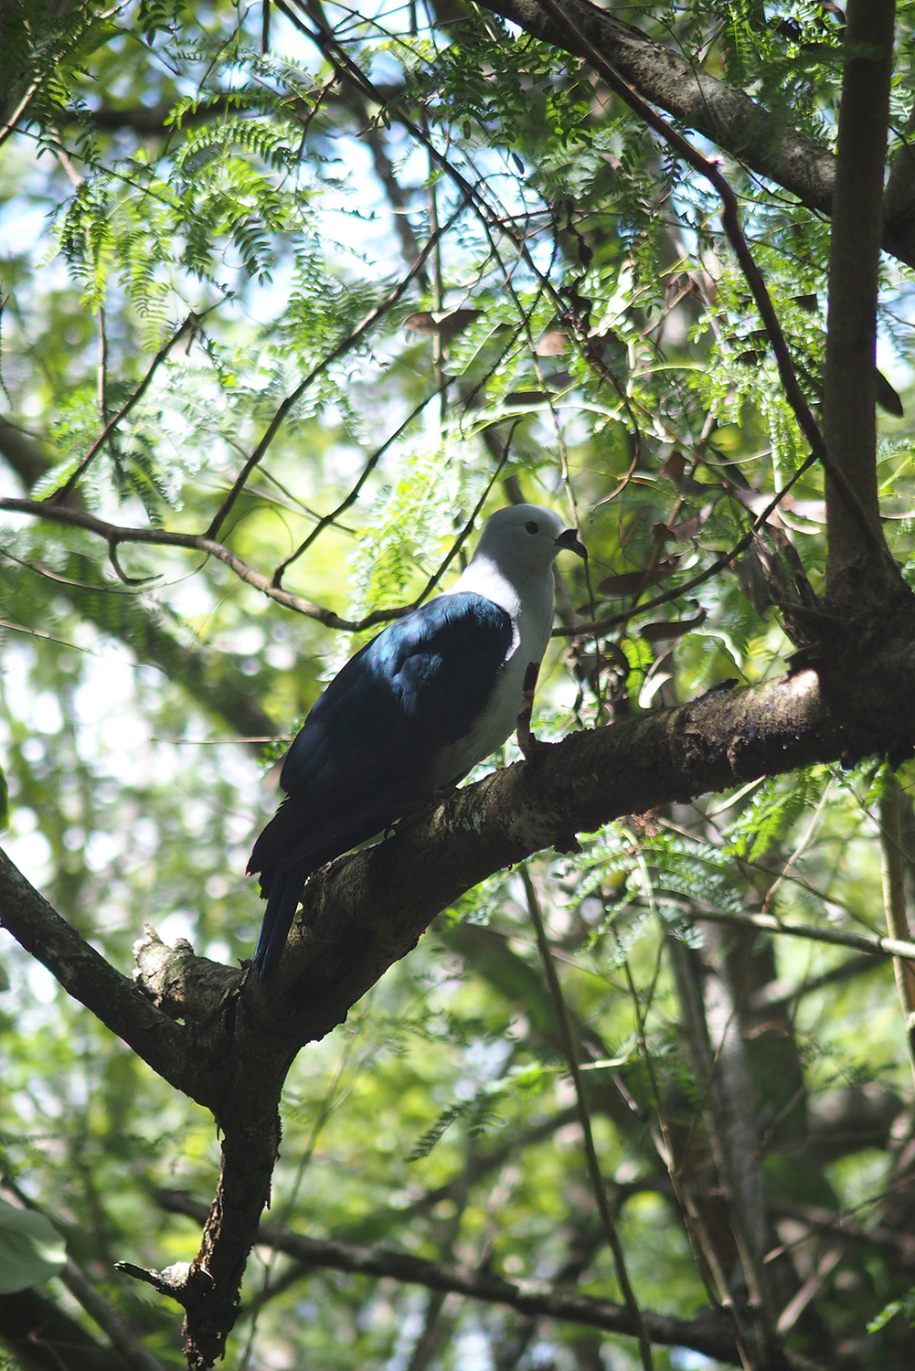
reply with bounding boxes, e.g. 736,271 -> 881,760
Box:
248,591 -> 512,976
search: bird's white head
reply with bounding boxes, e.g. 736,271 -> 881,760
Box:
472,504 -> 586,576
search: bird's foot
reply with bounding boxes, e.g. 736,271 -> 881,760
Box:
517,714 -> 550,762
386,787 -> 456,839
517,661 -> 548,762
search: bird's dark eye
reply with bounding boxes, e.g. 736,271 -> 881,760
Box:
525,520 -> 540,535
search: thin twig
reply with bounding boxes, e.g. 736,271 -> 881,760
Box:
271,377 -> 450,584
879,773 -> 915,1082
204,199 -> 470,541
684,905 -> 915,962
520,866 -> 654,1371
50,310 -> 206,502
553,453 -> 820,638
1,496 -> 408,631
156,1190 -> 745,1365
533,0 -> 886,563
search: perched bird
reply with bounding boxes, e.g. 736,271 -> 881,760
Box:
248,504 -> 586,977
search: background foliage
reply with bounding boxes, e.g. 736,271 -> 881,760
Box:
1,1 -> 915,1368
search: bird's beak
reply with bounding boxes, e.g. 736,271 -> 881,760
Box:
555,527 -> 587,559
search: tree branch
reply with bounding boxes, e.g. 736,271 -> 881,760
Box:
243,653 -> 915,1047
0,496 -> 416,632
474,0 -> 915,269
155,1189 -> 745,1365
685,905 -> 915,963
823,0 -> 897,595
0,850 -> 214,1104
0,425 -> 278,741
530,0 -> 884,570
7,627 -> 915,1366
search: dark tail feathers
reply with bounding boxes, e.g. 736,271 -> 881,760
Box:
252,867 -> 305,979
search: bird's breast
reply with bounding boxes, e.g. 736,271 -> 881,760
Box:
426,590 -> 553,789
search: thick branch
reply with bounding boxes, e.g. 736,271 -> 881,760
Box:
823,0 -> 896,593
16,626 -> 915,1369
241,641 -> 915,1044
474,0 -> 915,269
179,1054 -> 290,1369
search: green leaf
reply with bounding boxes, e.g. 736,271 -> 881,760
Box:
867,1288 -> 915,1333
0,1200 -> 67,1293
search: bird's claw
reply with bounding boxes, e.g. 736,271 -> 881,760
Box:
517,660 -> 546,761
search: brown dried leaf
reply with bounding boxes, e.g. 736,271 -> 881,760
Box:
597,556 -> 680,599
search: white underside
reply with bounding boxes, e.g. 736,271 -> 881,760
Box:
428,550 -> 556,786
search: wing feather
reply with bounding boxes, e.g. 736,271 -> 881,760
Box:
248,592 -> 512,975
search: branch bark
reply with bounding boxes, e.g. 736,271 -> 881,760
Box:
8,602 -> 915,1367
0,495 -> 411,632
0,425 -> 277,742
153,1190 -> 747,1367
823,0 -> 897,596
470,0 -> 915,269
0,853 -> 226,1106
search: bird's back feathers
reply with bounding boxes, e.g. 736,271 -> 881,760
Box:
248,592 -> 512,976
249,504 -> 579,978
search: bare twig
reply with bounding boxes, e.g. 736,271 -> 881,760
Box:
50,311 -> 207,502
0,495 -> 415,631
271,377 -> 450,584
156,1189 -> 744,1365
533,0 -> 885,564
302,0 -> 426,266
553,454 -> 820,639
204,199 -> 470,541
520,867 -> 654,1371
684,905 -> 915,963
879,773 -> 915,1082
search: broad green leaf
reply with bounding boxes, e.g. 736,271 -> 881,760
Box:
0,1200 -> 66,1293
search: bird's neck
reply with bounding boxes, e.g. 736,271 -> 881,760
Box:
449,553 -> 554,623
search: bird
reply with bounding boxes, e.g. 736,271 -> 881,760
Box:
248,503 -> 586,977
